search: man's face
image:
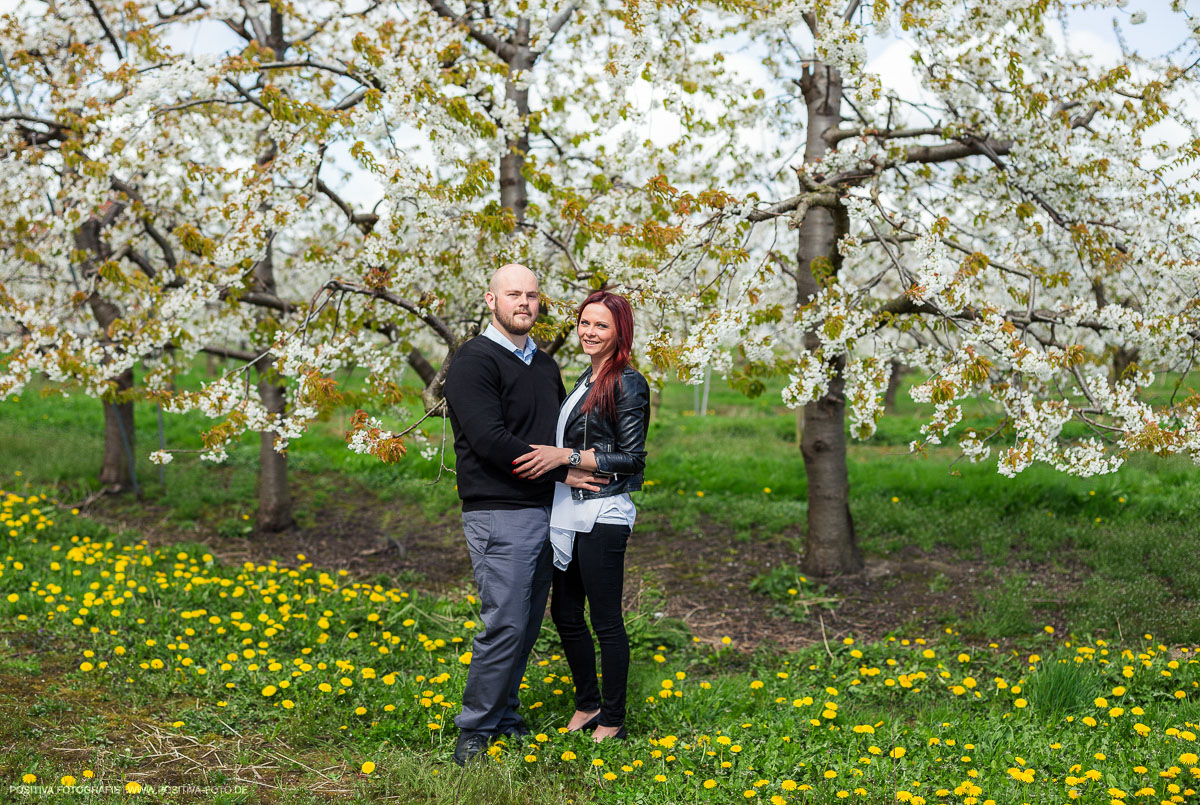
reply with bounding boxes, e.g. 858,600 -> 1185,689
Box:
486,273 -> 540,337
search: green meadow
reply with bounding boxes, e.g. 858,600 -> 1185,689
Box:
2,366 -> 1199,802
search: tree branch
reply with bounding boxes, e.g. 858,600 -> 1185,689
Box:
825,125 -> 943,145
903,136 -> 1014,165
85,0 -> 125,60
239,0 -> 270,45
316,179 -> 379,233
219,289 -> 299,314
325,280 -> 458,348
202,344 -> 259,363
407,348 -> 437,386
153,96 -> 250,115
746,188 -> 840,223
223,78 -> 270,112
257,59 -> 383,90
425,0 -> 514,61
547,2 -> 577,35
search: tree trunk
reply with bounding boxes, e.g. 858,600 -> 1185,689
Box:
884,360 -> 906,413
499,18 -> 532,223
795,61 -> 864,575
247,51 -> 294,532
256,366 -> 294,532
100,367 -> 135,488
78,214 -> 139,492
801,356 -> 861,575
1111,346 -> 1138,387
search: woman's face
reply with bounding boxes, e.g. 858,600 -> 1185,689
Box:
578,302 -> 617,363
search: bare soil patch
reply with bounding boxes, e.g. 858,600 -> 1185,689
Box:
78,476 -> 1084,654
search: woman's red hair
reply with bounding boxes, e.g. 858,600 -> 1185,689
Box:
578,290 -> 634,421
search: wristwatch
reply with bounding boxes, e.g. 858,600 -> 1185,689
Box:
568,449 -> 581,467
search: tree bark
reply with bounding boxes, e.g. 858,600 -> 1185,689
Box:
248,223 -> 293,531
884,360 -> 906,413
245,25 -> 294,532
78,217 -> 137,491
801,356 -> 861,575
256,362 -> 294,532
407,348 -> 437,386
1111,346 -> 1138,387
795,62 -> 863,575
100,367 -> 135,487
499,18 -> 532,223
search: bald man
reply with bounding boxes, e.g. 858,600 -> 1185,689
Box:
442,264 -> 605,765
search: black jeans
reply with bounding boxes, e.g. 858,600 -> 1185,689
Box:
550,521 -> 631,728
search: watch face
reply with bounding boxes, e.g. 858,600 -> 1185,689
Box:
569,451 -> 581,466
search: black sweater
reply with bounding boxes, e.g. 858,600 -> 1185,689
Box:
443,336 -> 568,511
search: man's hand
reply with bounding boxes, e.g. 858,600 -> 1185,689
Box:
512,444 -> 570,479
564,468 -> 610,492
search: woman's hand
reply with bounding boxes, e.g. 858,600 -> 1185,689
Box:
512,445 -> 571,479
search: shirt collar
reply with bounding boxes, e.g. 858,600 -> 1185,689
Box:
483,322 -> 537,364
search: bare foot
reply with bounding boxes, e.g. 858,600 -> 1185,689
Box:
567,709 -> 600,731
592,725 -> 623,742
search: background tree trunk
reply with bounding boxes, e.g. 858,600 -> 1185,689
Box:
499,18 -> 532,224
78,214 -> 140,491
256,364 -> 294,532
801,356 -> 861,575
884,360 -> 906,413
1111,346 -> 1138,387
100,367 -> 135,487
795,61 -> 863,575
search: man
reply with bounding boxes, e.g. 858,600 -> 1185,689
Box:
442,263 -> 605,765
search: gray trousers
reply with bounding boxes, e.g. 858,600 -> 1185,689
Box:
454,506 -> 552,735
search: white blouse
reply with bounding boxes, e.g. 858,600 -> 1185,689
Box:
548,379 -> 636,570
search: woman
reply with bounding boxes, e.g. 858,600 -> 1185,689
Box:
511,290 -> 650,742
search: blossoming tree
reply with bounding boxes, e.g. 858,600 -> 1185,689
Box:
7,0 -> 1197,577
661,0 -> 1200,574
0,1 -> 733,522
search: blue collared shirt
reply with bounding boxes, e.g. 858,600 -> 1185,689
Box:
482,322 -> 537,365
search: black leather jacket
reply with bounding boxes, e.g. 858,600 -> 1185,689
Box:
562,366 -> 650,501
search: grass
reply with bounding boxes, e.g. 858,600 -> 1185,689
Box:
6,363 -> 1200,642
1,494 -> 1198,803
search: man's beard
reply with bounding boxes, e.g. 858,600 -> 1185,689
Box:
497,307 -> 536,336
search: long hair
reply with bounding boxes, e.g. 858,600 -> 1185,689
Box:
578,290 -> 634,421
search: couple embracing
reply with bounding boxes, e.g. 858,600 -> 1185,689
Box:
442,264 -> 651,765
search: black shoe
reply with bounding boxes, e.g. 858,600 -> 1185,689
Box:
454,730 -> 490,766
494,723 -> 531,741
